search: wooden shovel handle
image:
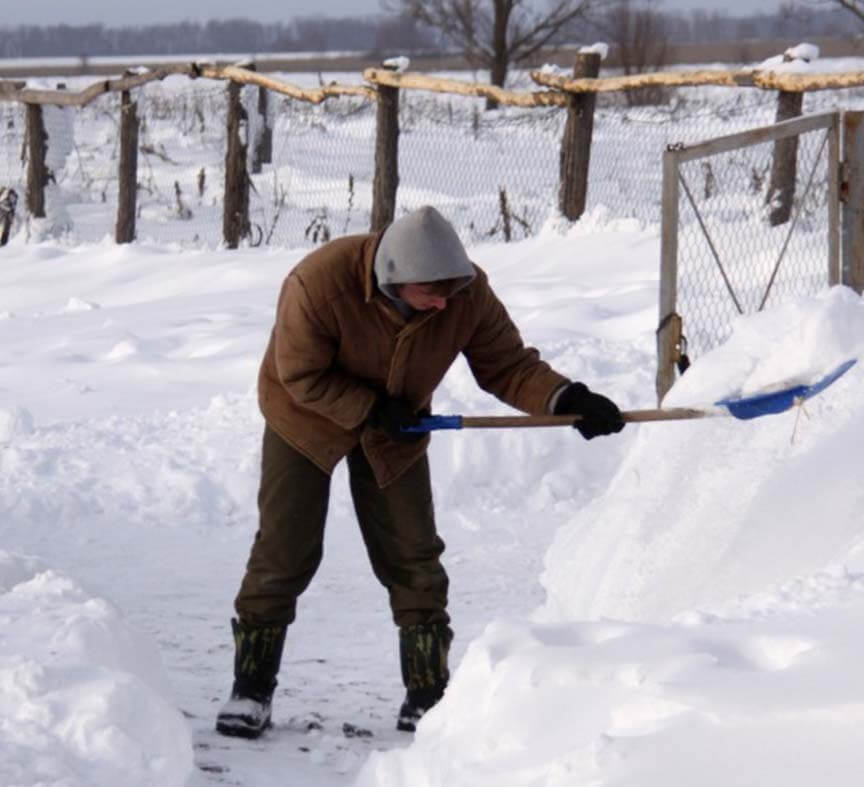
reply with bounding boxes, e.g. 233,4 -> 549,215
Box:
459,408 -> 707,429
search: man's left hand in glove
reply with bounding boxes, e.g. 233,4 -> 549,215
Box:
552,382 -> 625,440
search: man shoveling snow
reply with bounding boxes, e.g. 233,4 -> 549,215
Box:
215,206 -> 625,738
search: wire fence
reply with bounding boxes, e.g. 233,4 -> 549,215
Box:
675,117 -> 835,359
0,102 -> 25,197
1,75 -> 863,249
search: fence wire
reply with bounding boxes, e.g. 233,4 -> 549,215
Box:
252,94 -> 375,249
0,102 -> 25,198
1,76 -> 863,254
674,116 -> 834,358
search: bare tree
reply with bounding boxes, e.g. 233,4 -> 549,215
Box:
820,0 -> 864,23
390,0 -> 599,108
598,0 -> 669,106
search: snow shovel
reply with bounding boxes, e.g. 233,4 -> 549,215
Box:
405,359 -> 857,432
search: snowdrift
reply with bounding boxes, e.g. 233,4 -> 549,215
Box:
540,286 -> 864,622
359,287 -> 864,787
0,551 -> 193,787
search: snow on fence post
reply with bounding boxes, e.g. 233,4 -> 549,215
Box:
223,78 -> 251,249
115,87 -> 139,244
841,111 -> 864,294
371,62 -> 400,232
558,51 -> 601,221
25,103 -> 48,219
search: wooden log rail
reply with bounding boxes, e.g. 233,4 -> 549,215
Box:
201,64 -> 375,103
530,68 -> 864,94
0,64 -> 376,107
363,67 -> 864,106
0,65 -> 198,106
3,64 -> 864,109
363,67 -> 567,107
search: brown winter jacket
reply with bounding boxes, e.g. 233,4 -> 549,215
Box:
258,232 -> 569,487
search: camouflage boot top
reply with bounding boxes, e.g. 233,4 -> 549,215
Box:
231,617 -> 287,701
398,622 -> 453,731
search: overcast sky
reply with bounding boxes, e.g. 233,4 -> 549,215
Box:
3,0 -> 787,27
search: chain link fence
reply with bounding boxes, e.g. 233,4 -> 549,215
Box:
675,117 -> 836,359
654,107 -> 843,398
251,94 -> 375,248
1,73 -> 864,251
0,102 -> 25,197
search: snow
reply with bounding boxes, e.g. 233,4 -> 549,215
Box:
758,42 -> 822,73
2,69 -> 864,787
382,57 -> 410,74
3,214 -> 862,787
664,285 -> 864,405
579,42 -> 610,61
0,553 -> 194,787
785,43 -> 821,63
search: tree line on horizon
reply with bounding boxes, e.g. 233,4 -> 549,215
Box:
0,4 -> 854,61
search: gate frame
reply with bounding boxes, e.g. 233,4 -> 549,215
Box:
656,111 -> 843,403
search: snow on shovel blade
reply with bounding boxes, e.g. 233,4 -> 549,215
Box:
714,359 -> 857,421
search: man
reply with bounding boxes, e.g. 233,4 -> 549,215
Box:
216,206 -> 624,738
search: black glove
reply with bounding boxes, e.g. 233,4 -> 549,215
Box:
553,382 -> 625,440
368,396 -> 428,443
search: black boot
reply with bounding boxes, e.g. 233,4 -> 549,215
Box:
215,618 -> 287,739
397,622 -> 453,732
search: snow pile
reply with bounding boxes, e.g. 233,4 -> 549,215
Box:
359,599 -> 864,787
665,286 -> 864,405
61,296 -> 101,313
0,551 -> 194,787
0,405 -> 35,442
541,285 -> 864,622
359,286 -> 864,787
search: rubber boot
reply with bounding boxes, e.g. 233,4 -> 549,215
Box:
396,622 -> 453,732
215,618 -> 287,739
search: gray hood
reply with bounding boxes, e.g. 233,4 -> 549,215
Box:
374,206 -> 476,303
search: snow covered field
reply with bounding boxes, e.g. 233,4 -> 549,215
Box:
2,54 -> 864,787
2,210 -> 863,786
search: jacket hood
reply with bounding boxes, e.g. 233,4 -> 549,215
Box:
373,206 -> 476,301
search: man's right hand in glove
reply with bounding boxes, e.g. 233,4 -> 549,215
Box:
553,382 -> 625,440
368,396 -> 427,443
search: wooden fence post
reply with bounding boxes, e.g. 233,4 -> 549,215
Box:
765,89 -> 803,226
25,103 -> 48,219
842,111 -> 864,294
252,85 -> 272,174
765,48 -> 811,227
656,146 -> 682,404
223,80 -> 250,249
558,52 -> 601,221
115,88 -> 139,243
371,74 -> 399,232
0,188 -> 17,246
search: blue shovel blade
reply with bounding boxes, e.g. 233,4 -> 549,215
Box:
716,359 -> 857,420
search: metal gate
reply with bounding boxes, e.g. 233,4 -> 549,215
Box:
656,111 -> 843,402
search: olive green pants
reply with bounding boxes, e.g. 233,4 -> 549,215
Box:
235,426 -> 449,628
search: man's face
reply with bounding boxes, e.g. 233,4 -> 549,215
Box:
397,283 -> 448,312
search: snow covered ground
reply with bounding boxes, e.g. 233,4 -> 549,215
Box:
2,204 -> 863,786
